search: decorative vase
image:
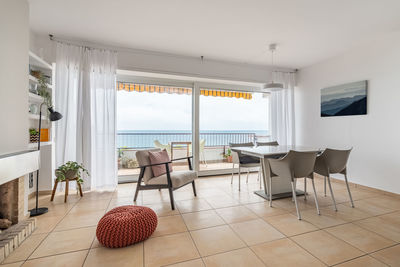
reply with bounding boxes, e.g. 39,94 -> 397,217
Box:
30,133 -> 39,143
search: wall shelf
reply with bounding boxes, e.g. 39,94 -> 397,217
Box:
29,51 -> 52,70
27,141 -> 53,149
28,113 -> 47,120
29,75 -> 53,89
28,92 -> 44,103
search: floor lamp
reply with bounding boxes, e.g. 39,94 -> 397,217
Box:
29,102 -> 62,217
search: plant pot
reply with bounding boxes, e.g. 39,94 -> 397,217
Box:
226,155 -> 232,163
55,170 -> 78,180
30,133 -> 39,143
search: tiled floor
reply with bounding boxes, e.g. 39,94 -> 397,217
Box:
2,174 -> 400,267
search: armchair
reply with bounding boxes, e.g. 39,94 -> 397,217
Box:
134,149 -> 197,210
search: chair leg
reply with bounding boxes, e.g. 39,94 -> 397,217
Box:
238,166 -> 241,191
64,179 -> 69,203
304,177 -> 307,200
50,179 -> 59,201
327,176 -> 337,211
168,186 -> 175,210
311,178 -> 320,215
192,181 -> 197,197
324,176 -> 327,197
291,179 -> 301,220
344,174 -> 355,208
77,182 -> 83,197
133,183 -> 140,202
269,174 -> 272,207
231,163 -> 234,184
246,170 -> 249,184
258,170 -> 262,189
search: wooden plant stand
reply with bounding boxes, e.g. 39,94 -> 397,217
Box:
50,177 -> 83,203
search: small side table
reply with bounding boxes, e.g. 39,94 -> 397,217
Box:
50,177 -> 83,202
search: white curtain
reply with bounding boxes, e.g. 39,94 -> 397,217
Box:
55,42 -> 118,191
270,72 -> 295,146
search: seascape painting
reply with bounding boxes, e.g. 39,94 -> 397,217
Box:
321,81 -> 367,117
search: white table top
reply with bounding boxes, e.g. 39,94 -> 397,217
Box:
232,145 -> 321,158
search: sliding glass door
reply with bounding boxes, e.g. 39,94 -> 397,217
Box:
198,87 -> 270,174
116,81 -> 193,182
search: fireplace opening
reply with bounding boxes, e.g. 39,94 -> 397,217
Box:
0,177 -> 25,229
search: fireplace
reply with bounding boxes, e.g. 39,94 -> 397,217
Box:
0,150 -> 40,261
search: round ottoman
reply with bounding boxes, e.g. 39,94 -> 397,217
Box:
96,205 -> 157,248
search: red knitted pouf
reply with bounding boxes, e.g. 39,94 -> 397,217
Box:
96,205 -> 157,248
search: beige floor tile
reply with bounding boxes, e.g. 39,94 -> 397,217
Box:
320,204 -> 371,222
205,195 -> 240,209
264,213 -> 318,236
203,247 -> 264,267
166,259 -> 204,267
23,250 -> 88,267
30,227 -> 96,259
181,210 -> 225,231
299,209 -> 348,228
291,230 -> 364,266
335,255 -> 387,267
230,219 -> 284,246
32,216 -> 63,235
144,232 -> 199,267
215,206 -> 258,224
352,199 -> 396,216
325,223 -> 395,253
107,197 -> 138,211
83,243 -> 143,267
244,202 -> 288,218
145,203 -> 180,217
371,244 -> 400,267
190,225 -> 245,256
82,191 -> 114,201
152,215 -> 187,237
251,238 -> 325,267
3,234 -> 47,264
69,199 -> 110,214
176,198 -> 212,213
354,215 -> 400,242
54,210 -> 105,231
272,197 -> 315,212
1,262 -> 23,267
343,189 -> 379,201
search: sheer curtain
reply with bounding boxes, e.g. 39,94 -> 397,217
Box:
55,42 -> 118,191
269,72 -> 295,146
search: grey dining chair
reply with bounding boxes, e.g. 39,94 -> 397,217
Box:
229,142 -> 259,191
314,148 -> 354,210
268,150 -> 320,220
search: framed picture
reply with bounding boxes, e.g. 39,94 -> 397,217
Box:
321,80 -> 367,117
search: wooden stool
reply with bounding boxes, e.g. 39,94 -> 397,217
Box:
50,177 -> 83,202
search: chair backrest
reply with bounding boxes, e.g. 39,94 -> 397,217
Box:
229,142 -> 254,162
256,141 -> 279,146
284,150 -> 318,178
200,139 -> 206,151
136,148 -> 161,183
154,140 -> 165,149
320,148 -> 352,174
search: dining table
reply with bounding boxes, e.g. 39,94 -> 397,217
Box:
231,145 -> 321,201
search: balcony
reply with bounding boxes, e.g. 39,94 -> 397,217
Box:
117,131 -> 270,176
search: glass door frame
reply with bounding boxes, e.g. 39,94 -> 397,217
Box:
116,71 -> 265,181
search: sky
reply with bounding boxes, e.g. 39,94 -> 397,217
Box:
117,90 -> 269,131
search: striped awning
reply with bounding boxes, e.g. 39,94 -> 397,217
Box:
117,82 -> 252,100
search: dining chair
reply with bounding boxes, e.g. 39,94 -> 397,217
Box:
268,150 -> 319,220
229,142 -> 259,191
134,148 -> 197,210
314,148 -> 354,210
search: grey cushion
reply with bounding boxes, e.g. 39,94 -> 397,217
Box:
136,148 -> 161,183
146,170 -> 197,188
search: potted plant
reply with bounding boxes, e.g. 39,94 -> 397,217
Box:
223,148 -> 233,163
55,161 -> 89,185
29,128 -> 39,143
36,72 -> 52,108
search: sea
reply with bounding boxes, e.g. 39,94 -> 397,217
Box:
117,130 -> 269,149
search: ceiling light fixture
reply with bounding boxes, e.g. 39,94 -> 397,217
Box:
264,43 -> 284,91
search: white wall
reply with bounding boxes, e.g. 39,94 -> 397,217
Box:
0,0 -> 29,154
296,31 -> 400,194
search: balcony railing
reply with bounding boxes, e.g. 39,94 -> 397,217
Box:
117,131 -> 264,149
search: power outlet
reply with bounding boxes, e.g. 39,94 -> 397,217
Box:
29,173 -> 34,188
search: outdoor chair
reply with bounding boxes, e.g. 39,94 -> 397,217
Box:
154,140 -> 171,155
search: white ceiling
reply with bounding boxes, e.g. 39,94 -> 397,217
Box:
29,0 -> 400,69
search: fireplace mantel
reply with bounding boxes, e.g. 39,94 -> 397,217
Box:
0,150 -> 40,186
